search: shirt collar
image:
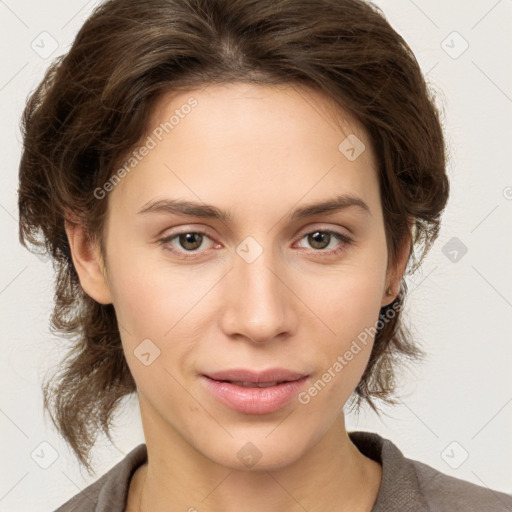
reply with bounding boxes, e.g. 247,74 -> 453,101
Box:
349,430 -> 431,512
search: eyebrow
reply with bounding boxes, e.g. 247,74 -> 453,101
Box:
137,193 -> 371,222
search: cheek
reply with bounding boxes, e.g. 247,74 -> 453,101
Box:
105,248 -> 216,369
108,262 -> 194,402
301,306 -> 378,419
304,255 -> 387,396
104,251 -> 176,377
106,242 -> 187,332
313,259 -> 387,340
109,270 -> 164,335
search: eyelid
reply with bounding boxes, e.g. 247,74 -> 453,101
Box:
158,226 -> 218,250
160,225 -> 216,238
158,223 -> 354,258
159,224 -> 351,243
294,223 -> 352,240
292,227 -> 354,254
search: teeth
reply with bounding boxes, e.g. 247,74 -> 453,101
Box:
230,381 -> 281,388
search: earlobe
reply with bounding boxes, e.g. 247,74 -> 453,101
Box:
64,217 -> 113,305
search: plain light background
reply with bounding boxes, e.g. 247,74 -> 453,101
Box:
1,0 -> 511,510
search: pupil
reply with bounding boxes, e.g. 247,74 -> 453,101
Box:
180,233 -> 202,250
309,231 -> 329,249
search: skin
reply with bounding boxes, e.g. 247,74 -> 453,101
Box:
65,82 -> 410,512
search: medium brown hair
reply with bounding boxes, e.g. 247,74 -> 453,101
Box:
18,0 -> 449,474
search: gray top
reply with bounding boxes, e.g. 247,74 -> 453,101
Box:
54,430 -> 512,511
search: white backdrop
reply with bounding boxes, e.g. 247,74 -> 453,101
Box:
1,0 -> 511,510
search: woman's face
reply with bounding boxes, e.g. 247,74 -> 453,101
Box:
90,82 -> 400,469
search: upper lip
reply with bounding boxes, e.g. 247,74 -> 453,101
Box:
203,368 -> 309,383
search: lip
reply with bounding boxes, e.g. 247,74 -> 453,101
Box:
204,368 -> 308,383
200,368 -> 309,415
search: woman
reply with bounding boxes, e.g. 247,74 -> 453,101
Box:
17,0 -> 512,510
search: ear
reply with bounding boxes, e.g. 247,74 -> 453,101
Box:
381,218 -> 413,307
64,215 -> 113,305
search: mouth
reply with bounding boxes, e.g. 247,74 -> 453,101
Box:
203,367 -> 308,384
213,379 -> 294,388
200,368 -> 310,414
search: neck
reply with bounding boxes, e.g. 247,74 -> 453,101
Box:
128,414 -> 382,512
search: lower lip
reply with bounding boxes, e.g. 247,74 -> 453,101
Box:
200,375 -> 309,414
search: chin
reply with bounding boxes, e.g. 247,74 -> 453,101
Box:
198,430 -> 313,472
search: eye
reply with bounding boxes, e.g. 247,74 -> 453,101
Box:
158,230 -> 216,258
294,229 -> 353,256
158,227 -> 354,260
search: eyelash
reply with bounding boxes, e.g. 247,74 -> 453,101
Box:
157,228 -> 354,260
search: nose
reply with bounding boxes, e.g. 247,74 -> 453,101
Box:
219,244 -> 297,344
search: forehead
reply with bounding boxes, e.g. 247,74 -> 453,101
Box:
109,82 -> 380,221
146,81 -> 370,149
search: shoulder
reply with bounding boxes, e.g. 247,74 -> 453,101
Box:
54,444 -> 147,512
410,457 -> 512,512
348,431 -> 512,512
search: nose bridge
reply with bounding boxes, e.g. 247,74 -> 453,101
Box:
220,236 -> 294,343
